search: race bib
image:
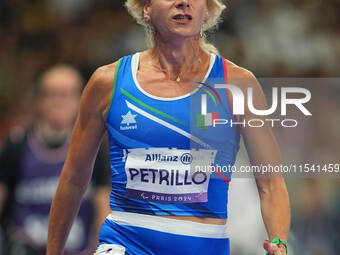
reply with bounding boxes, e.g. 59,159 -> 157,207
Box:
124,148 -> 217,203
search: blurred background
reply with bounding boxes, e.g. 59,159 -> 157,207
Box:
0,0 -> 339,254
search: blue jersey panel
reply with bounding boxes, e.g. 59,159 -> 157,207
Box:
106,53 -> 240,218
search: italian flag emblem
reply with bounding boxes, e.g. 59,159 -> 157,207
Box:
197,112 -> 219,129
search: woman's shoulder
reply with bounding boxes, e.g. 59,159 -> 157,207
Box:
220,56 -> 256,80
88,61 -> 120,92
218,56 -> 263,98
79,61 -> 120,117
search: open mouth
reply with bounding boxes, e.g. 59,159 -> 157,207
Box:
173,14 -> 193,21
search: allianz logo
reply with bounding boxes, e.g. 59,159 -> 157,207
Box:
145,153 -> 178,162
145,153 -> 193,165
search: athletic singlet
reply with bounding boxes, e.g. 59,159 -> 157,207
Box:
105,53 -> 240,218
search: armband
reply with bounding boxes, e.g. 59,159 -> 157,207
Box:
265,237 -> 287,255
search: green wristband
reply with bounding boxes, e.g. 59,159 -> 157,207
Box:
265,237 -> 288,255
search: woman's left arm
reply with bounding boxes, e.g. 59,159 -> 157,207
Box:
232,69 -> 291,255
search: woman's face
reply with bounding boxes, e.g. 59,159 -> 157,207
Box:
144,0 -> 208,39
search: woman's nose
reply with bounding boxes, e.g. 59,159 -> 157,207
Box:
175,0 -> 190,10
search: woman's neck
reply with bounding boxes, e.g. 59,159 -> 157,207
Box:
150,35 -> 207,79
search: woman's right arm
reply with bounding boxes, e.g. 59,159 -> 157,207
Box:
46,64 -> 115,255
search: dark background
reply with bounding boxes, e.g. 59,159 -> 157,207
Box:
0,0 -> 339,254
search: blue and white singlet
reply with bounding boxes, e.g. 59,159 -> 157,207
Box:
104,52 -> 240,219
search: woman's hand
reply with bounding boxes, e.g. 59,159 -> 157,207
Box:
263,239 -> 287,255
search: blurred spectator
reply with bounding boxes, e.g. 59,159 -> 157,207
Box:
290,179 -> 338,255
0,65 -> 110,255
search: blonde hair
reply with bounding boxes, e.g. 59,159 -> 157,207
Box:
125,0 -> 226,55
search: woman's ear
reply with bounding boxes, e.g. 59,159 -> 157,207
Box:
204,8 -> 209,23
143,1 -> 151,22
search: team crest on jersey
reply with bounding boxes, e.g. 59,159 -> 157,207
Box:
120,110 -> 138,130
